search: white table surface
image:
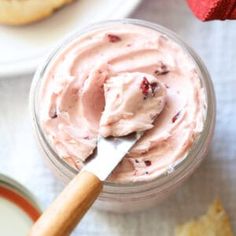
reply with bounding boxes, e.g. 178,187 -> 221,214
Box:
0,0 -> 235,235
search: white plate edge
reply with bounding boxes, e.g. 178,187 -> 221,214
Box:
0,0 -> 142,78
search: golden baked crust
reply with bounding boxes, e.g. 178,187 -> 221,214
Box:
0,0 -> 74,25
175,199 -> 234,236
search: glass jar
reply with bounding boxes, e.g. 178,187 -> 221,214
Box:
29,19 -> 216,213
0,174 -> 41,235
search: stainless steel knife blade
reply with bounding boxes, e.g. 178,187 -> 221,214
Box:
83,132 -> 142,181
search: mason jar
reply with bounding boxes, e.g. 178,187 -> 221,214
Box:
29,19 -> 216,213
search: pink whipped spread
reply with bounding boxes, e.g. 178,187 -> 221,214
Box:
39,23 -> 206,182
100,73 -> 166,137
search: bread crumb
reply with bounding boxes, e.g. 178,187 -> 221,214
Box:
175,199 -> 234,236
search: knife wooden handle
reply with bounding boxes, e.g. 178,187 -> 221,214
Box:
29,170 -> 103,236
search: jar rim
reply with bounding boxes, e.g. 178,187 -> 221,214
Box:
30,18 -> 216,193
